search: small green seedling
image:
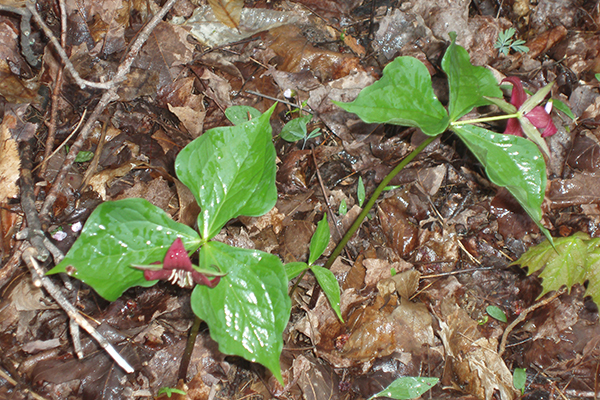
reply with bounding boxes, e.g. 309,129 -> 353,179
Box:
338,199 -> 347,215
285,214 -> 343,321
65,145 -> 94,163
495,28 -> 529,56
368,377 -> 439,400
486,305 -> 507,322
513,368 -> 527,394
280,114 -> 321,149
357,176 -> 365,207
157,387 -> 187,398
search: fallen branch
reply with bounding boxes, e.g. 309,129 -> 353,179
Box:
498,287 -> 566,357
22,247 -> 134,373
39,0 -> 179,219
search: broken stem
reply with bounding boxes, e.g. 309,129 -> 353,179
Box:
324,134 -> 438,270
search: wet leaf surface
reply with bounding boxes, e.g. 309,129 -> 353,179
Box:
2,0 -> 600,399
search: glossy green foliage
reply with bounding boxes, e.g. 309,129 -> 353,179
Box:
191,241 -> 290,383
333,57 -> 449,136
512,232 -> 600,305
368,377 -> 439,400
176,104 -> 278,240
311,264 -> 343,321
48,199 -> 202,301
443,32 -> 503,121
225,105 -> 262,125
333,34 -> 555,243
451,124 -> 552,242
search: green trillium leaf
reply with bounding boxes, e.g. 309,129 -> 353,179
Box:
333,57 -> 449,136
48,199 -> 202,301
190,241 -> 291,384
176,104 -> 278,240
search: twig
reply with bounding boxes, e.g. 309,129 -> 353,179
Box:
0,241 -> 28,293
19,139 -> 49,261
34,109 -> 86,174
245,90 -> 314,114
498,287 -> 566,357
40,0 -> 68,177
39,0 -> 178,219
22,247 -> 135,373
25,1 -> 114,90
0,366 -> 48,400
0,5 -> 39,67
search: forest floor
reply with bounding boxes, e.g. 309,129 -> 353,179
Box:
1,0 -> 600,399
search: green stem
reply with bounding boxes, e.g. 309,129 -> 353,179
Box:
451,113 -> 519,126
178,316 -> 202,381
323,135 -> 438,270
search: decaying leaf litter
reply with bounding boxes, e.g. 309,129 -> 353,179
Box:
1,0 -> 600,399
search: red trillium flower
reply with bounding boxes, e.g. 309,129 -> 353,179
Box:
503,76 -> 557,138
132,238 -> 223,289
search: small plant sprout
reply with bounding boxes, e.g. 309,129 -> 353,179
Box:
157,387 -> 187,398
368,376 -> 439,400
513,368 -> 527,394
285,214 -> 343,321
357,176 -> 365,207
280,113 -> 322,148
486,305 -> 508,323
495,27 -> 529,56
338,199 -> 347,215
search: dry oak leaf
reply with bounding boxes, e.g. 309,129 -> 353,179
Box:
207,0 -> 243,29
0,114 -> 21,204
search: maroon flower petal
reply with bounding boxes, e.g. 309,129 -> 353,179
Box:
144,269 -> 172,281
502,76 -> 526,108
191,271 -> 221,288
503,117 -> 524,136
526,107 -> 558,137
163,238 -> 193,271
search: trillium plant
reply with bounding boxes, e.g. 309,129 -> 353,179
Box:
334,32 -> 564,247
48,31 -> 566,394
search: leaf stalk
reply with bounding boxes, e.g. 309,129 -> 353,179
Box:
323,135 -> 438,270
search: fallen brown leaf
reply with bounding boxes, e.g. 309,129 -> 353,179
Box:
207,0 -> 243,29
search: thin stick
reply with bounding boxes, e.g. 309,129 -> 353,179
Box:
19,140 -> 49,261
25,2 -> 112,90
39,0 -> 178,219
34,109 -> 87,174
23,248 -> 134,373
40,0 -> 68,177
245,90 -> 314,114
498,287 -> 566,357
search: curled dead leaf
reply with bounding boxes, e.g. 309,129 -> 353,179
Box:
207,0 -> 244,29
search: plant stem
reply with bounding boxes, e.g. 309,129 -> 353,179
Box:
323,135 -> 438,270
451,113 -> 519,126
450,112 -> 521,126
178,316 -> 202,381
